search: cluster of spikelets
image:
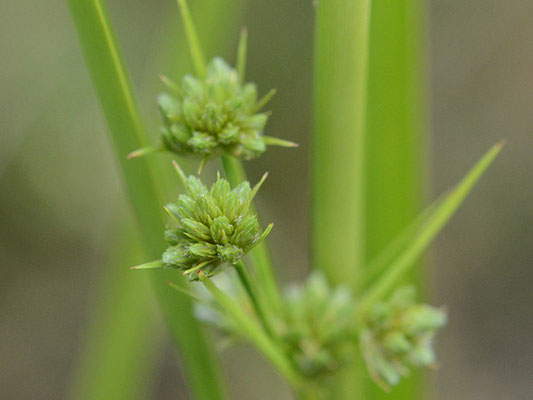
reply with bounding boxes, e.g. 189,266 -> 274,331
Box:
191,270 -> 446,387
161,162 -> 272,280
360,286 -> 447,389
277,276 -> 445,385
276,271 -> 358,377
130,57 -> 295,163
191,271 -> 358,376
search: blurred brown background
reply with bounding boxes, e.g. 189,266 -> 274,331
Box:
1,0 -> 531,399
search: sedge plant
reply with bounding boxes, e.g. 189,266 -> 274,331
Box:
69,0 -> 502,399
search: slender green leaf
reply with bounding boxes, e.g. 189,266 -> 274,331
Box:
177,0 -> 206,77
361,193 -> 445,290
360,142 -> 503,310
252,88 -> 277,113
67,1 -> 227,399
236,27 -> 247,84
131,260 -> 165,270
262,136 -> 298,148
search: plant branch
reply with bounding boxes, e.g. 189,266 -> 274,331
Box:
198,272 -> 305,389
234,260 -> 275,337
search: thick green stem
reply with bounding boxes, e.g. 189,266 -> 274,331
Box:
312,0 -> 371,399
312,0 -> 371,288
221,155 -> 283,311
67,1 -> 227,398
365,2 -> 428,397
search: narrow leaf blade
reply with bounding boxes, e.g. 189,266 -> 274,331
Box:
360,192 -> 446,289
360,142 -> 503,309
236,27 -> 247,84
131,260 -> 165,270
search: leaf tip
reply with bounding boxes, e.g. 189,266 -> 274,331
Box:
127,148 -> 148,159
172,160 -> 188,185
263,136 -> 299,148
496,138 -> 507,150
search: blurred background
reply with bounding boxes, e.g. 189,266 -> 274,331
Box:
1,0 -> 532,399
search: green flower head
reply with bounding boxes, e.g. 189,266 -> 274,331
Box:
162,161 -> 272,280
188,270 -> 359,378
360,286 -> 447,390
129,56 -> 296,163
277,271 -> 358,377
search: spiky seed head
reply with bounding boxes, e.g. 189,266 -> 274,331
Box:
161,169 -> 272,280
276,271 -> 359,377
134,57 -> 294,162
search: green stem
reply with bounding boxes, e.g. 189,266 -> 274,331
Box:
234,260 -> 274,337
67,1 -> 227,398
221,155 -> 283,311
313,0 -> 371,399
364,2 -> 428,398
199,272 -> 305,389
312,0 -> 371,288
